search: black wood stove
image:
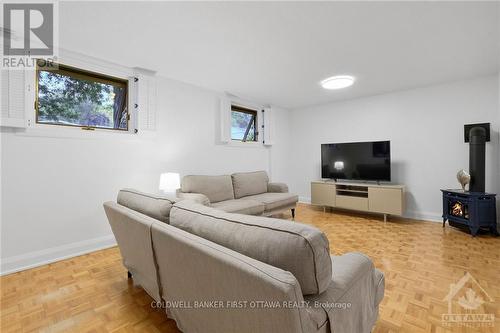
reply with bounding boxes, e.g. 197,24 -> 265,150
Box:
441,189 -> 497,236
441,124 -> 498,236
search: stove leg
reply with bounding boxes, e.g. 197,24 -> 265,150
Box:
490,226 -> 499,236
442,218 -> 446,228
383,214 -> 387,223
127,271 -> 132,279
470,226 -> 479,237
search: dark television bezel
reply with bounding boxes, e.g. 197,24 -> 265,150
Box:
321,140 -> 391,182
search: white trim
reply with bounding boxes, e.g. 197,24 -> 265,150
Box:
15,126 -> 156,141
404,210 -> 442,223
298,197 -> 442,223
0,234 -> 117,276
299,196 -> 312,204
225,140 -> 266,149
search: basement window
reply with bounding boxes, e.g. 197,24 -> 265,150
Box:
231,105 -> 258,142
35,63 -> 129,131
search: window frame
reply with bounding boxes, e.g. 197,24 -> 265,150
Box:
230,104 -> 258,142
35,62 -> 130,131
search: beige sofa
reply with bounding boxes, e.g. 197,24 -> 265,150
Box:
178,171 -> 298,218
104,189 -> 385,333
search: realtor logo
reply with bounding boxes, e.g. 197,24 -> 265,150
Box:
2,1 -> 58,68
442,272 -> 495,328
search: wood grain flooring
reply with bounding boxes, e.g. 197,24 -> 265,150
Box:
1,203 -> 499,332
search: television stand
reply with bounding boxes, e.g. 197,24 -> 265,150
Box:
311,180 -> 405,221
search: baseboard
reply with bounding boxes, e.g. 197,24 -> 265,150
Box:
0,234 -> 117,276
403,210 -> 442,223
298,197 -> 442,223
299,196 -> 311,204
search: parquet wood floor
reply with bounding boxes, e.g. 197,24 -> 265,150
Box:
1,203 -> 499,332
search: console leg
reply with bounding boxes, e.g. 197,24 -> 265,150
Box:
291,208 -> 295,219
127,271 -> 132,279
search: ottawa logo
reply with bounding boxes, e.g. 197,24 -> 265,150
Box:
442,272 -> 494,328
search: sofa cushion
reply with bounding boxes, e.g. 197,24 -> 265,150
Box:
181,175 -> 234,203
245,192 -> 298,212
177,192 -> 211,206
169,200 -> 332,295
117,188 -> 174,223
231,171 -> 269,199
211,199 -> 265,215
305,253 -> 384,333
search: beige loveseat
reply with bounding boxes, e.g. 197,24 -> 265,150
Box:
178,171 -> 298,218
104,189 -> 385,333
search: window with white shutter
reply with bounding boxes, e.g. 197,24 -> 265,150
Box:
136,74 -> 157,131
0,69 -> 27,128
262,107 -> 274,146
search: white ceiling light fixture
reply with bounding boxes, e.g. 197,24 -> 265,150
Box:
321,75 -> 355,90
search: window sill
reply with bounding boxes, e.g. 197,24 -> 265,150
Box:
224,140 -> 266,149
14,126 -> 155,141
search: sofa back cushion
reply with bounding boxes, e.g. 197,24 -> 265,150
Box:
231,171 -> 269,199
169,200 -> 332,295
150,221 -> 310,333
117,188 -> 174,223
181,175 -> 234,203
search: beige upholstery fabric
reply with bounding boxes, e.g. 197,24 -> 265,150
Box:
177,192 -> 211,206
117,188 -> 174,223
169,200 -> 332,295
181,175 -> 234,203
151,221 -> 318,333
305,253 -> 385,333
103,201 -> 162,302
231,171 -> 269,199
211,199 -> 265,215
268,182 -> 289,193
245,192 -> 299,212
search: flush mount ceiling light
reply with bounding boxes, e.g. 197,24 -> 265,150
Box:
320,75 -> 355,90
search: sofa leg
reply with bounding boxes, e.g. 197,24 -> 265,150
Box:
291,208 -> 295,219
127,271 -> 132,279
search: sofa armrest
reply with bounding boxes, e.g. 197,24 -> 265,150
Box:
267,182 -> 289,193
177,192 -> 211,206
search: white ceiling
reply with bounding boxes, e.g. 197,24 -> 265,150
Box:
59,1 -> 499,109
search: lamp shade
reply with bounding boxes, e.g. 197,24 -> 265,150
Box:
159,172 -> 180,192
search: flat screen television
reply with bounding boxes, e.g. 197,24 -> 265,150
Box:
321,141 -> 391,181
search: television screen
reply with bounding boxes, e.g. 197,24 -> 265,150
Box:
321,141 -> 391,181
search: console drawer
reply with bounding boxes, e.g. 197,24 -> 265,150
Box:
311,182 -> 335,206
336,195 -> 369,211
368,187 -> 403,215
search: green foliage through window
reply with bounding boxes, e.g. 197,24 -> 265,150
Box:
231,106 -> 257,142
36,64 -> 128,130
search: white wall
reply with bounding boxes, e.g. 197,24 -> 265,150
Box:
1,67 -> 497,275
0,74 -> 291,274
498,72 -> 500,219
289,75 -> 500,221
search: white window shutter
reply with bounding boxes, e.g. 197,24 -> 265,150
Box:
262,107 -> 274,146
219,97 -> 231,143
136,73 -> 157,131
0,69 -> 27,128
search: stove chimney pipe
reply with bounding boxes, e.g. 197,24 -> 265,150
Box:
469,126 -> 486,192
